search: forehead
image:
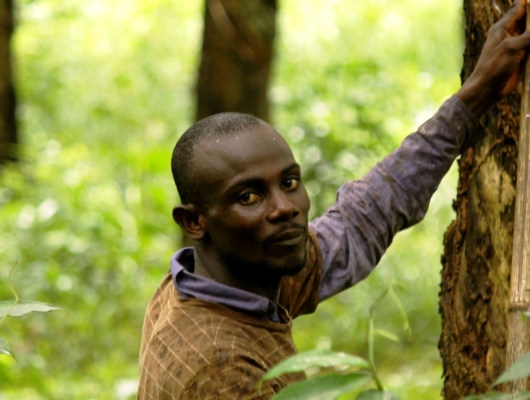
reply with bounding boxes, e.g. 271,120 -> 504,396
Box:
192,123 -> 296,193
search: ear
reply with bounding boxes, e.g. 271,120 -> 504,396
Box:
172,204 -> 206,241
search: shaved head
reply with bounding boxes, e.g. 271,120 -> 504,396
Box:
171,112 -> 264,205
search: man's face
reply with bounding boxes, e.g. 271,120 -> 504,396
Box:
192,123 -> 311,278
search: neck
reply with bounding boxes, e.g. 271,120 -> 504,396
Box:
192,244 -> 282,303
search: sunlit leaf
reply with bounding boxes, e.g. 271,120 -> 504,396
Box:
262,349 -> 369,383
464,391 -> 530,400
357,389 -> 399,400
373,329 -> 400,343
0,300 -> 61,318
272,373 -> 370,400
0,337 -> 16,361
368,287 -> 390,316
493,351 -> 530,386
388,283 -> 411,336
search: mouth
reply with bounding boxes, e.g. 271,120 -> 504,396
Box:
267,228 -> 306,247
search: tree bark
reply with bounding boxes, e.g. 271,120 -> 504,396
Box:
195,0 -> 277,123
0,0 -> 16,163
439,1 -> 520,398
183,0 -> 277,246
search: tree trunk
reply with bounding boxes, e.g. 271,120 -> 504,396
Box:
439,1 -> 520,398
0,0 -> 16,163
195,0 -> 277,123
183,0 -> 277,246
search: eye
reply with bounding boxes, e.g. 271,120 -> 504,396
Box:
282,178 -> 299,191
238,192 -> 261,205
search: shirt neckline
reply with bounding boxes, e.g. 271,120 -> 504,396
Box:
170,247 -> 280,323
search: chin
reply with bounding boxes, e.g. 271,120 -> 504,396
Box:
271,251 -> 308,277
273,237 -> 309,276
279,262 -> 306,277
222,238 -> 308,279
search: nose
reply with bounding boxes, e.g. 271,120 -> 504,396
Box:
266,189 -> 299,222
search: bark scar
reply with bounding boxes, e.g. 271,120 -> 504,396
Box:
458,138 -> 505,195
491,0 -> 502,19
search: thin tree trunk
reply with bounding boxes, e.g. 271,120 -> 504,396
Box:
195,0 -> 277,122
439,1 -> 519,398
0,0 -> 16,163
183,0 -> 277,247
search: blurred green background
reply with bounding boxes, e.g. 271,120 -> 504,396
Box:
0,0 -> 463,398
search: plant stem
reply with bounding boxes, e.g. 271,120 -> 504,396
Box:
0,262 -> 20,327
367,315 -> 384,391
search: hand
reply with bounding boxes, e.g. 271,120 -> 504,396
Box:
457,0 -> 530,118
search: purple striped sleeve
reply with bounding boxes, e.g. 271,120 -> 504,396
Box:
309,95 -> 480,301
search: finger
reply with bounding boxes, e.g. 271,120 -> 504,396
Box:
515,10 -> 526,35
502,0 -> 526,33
506,30 -> 530,52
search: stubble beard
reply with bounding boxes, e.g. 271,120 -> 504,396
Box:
215,242 -> 308,282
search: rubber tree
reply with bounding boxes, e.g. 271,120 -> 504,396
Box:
195,0 -> 277,122
439,0 -> 522,398
182,0 -> 277,246
0,0 -> 17,163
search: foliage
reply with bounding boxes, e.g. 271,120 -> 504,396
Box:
465,392 -> 530,400
261,349 -> 369,385
260,286 -> 406,399
0,0 -> 463,398
271,373 -> 371,400
493,351 -> 530,387
460,350 -> 530,399
0,301 -> 61,318
0,264 -> 61,361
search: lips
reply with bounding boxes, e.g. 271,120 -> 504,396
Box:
266,227 -> 306,247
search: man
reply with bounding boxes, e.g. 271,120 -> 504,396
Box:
138,2 -> 530,399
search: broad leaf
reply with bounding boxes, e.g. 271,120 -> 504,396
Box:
493,351 -> 530,386
0,337 -> 16,361
373,329 -> 400,343
262,349 -> 369,382
0,300 -> 61,318
465,391 -> 530,400
272,373 -> 370,400
357,389 -> 398,400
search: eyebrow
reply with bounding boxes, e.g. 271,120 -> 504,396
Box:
229,163 -> 301,190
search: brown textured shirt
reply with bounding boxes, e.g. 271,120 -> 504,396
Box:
137,231 -> 323,400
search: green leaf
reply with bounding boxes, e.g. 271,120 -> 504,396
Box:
368,287 -> 390,316
0,300 -> 61,318
493,351 -> 530,386
373,329 -> 400,343
0,337 -> 16,361
272,373 -> 370,400
262,349 -> 369,382
464,392 -> 530,400
388,283 -> 411,336
357,389 -> 399,400
513,392 -> 530,400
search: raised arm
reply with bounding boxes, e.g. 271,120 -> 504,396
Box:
310,0 -> 530,301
